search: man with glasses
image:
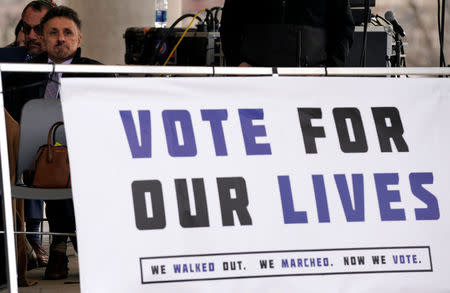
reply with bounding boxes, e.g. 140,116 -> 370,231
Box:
21,0 -> 57,60
1,3 -> 56,285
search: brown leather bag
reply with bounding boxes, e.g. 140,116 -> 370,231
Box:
29,121 -> 71,188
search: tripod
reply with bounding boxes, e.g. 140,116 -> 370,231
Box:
391,32 -> 406,67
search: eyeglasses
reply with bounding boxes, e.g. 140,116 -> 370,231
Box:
22,22 -> 42,35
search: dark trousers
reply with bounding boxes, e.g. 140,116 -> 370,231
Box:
45,199 -> 77,252
25,199 -> 43,243
24,200 -> 43,220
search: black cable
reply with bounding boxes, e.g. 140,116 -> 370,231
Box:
438,0 -> 447,67
438,0 -> 443,65
377,14 -> 388,23
359,0 -> 370,67
211,6 -> 223,31
170,14 -> 203,30
211,7 -> 222,22
438,0 -> 441,37
440,0 -> 447,66
204,9 -> 214,31
149,13 -> 203,65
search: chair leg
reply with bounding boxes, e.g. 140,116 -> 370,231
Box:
15,198 -> 38,287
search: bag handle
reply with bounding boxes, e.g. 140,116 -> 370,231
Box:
46,121 -> 64,162
47,121 -> 64,146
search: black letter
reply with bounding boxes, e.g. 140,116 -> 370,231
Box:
217,177 -> 252,226
333,108 -> 368,153
372,107 -> 409,152
132,180 -> 166,230
175,178 -> 210,228
298,108 -> 326,154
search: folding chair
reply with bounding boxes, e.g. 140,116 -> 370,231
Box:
11,99 -> 73,239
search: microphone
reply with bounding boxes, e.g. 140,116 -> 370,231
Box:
385,11 -> 406,37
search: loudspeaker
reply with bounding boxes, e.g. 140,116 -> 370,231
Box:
345,26 -> 393,67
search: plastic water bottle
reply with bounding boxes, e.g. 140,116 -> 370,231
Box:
155,0 -> 168,28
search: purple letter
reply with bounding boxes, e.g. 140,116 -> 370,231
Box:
335,174 -> 365,222
120,110 -> 151,158
278,176 -> 308,224
410,173 -> 440,220
374,173 -> 406,221
239,109 -> 272,155
313,175 -> 330,223
162,110 -> 197,157
201,109 -> 228,156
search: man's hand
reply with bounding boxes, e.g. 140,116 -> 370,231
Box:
239,62 -> 252,67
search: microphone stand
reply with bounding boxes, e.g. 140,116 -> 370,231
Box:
390,32 -> 406,77
390,31 -> 405,69
395,32 -> 402,68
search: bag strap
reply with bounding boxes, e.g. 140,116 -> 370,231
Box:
47,121 -> 64,146
46,121 -> 64,162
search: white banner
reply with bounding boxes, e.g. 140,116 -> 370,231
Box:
61,77 -> 450,293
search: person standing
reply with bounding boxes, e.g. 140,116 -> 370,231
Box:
220,0 -> 355,67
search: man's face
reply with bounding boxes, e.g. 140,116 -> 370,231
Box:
42,16 -> 81,64
22,7 -> 48,55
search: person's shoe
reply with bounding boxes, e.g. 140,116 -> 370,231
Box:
29,240 -> 49,267
44,252 -> 69,280
26,240 -> 38,271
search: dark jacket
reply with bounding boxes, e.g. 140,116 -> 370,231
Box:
3,48 -> 114,122
220,0 -> 355,67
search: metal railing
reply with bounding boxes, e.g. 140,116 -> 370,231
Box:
0,63 -> 449,76
0,64 -> 448,293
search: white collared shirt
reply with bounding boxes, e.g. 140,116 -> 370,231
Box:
45,58 -> 73,99
48,58 -> 73,79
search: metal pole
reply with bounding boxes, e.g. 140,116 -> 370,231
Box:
0,63 -> 449,76
14,232 -> 76,237
0,70 -> 18,293
441,0 -> 446,67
